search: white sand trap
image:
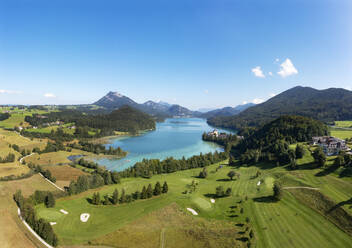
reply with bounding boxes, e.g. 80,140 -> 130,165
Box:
50,222 -> 57,226
60,209 -> 68,214
257,181 -> 261,186
210,199 -> 215,203
186,208 -> 198,216
80,213 -> 90,222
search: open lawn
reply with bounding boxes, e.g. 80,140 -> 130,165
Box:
35,156 -> 352,248
330,128 -> 352,139
0,109 -> 48,129
334,121 -> 352,128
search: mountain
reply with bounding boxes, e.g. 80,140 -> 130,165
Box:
208,86 -> 352,130
94,92 -> 196,117
201,103 -> 255,119
94,91 -> 139,109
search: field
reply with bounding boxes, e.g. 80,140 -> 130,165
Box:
0,128 -> 47,178
0,108 -> 48,129
330,128 -> 352,139
35,151 -> 352,248
45,165 -> 88,188
334,121 -> 352,128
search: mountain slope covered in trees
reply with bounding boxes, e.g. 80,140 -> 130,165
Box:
208,86 -> 352,130
201,103 -> 255,119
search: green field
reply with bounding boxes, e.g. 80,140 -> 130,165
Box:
0,108 -> 48,129
334,121 -> 352,128
35,152 -> 352,247
331,128 -> 352,139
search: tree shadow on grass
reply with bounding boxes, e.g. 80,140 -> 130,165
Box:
236,237 -> 249,242
328,197 -> 352,213
315,165 -> 339,177
216,178 -> 232,182
253,196 -> 276,203
86,198 -> 93,204
203,193 -> 229,199
228,214 -> 238,218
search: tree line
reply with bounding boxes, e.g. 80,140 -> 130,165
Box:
0,153 -> 15,163
117,151 -> 228,178
91,181 -> 169,205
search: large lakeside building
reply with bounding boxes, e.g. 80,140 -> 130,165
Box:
312,136 -> 350,156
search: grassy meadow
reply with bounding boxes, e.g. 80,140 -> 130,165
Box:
35,151 -> 352,248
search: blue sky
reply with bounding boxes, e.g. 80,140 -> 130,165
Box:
0,0 -> 351,109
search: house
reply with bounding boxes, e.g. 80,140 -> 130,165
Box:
312,136 -> 350,156
208,129 -> 219,137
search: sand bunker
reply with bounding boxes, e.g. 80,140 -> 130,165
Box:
50,222 -> 57,226
186,208 -> 198,215
210,199 -> 215,203
60,209 -> 68,214
80,213 -> 90,222
257,181 -> 261,186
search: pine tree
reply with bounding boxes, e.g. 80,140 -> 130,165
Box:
162,181 -> 168,193
141,186 -> 147,199
146,184 -> 153,198
112,189 -> 119,204
92,192 -> 101,205
120,188 -> 126,203
44,192 -> 55,208
154,181 -> 161,196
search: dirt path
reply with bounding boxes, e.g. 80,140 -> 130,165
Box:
39,173 -> 65,192
20,153 -> 35,164
283,186 -> 319,190
160,228 -> 166,248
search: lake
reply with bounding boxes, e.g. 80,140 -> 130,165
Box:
95,118 -> 233,172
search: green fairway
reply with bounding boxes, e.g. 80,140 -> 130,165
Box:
35,157 -> 352,247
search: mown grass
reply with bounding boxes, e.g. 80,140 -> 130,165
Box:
35,158 -> 352,247
334,121 -> 352,128
330,128 -> 352,139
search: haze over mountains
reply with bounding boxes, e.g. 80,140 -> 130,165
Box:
208,86 -> 352,130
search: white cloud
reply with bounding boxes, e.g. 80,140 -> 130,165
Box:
0,89 -> 21,94
242,101 -> 248,105
277,58 -> 298,77
44,93 -> 56,98
275,58 -> 280,63
269,93 -> 276,97
252,98 -> 264,104
268,72 -> 273,76
251,66 -> 265,78
204,89 -> 209,94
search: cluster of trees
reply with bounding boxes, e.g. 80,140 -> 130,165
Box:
0,112 -> 10,121
118,151 -> 228,178
13,190 -> 58,246
77,158 -> 99,170
68,141 -> 126,156
235,116 -> 328,166
91,181 -> 169,205
273,181 -> 283,201
313,147 -> 327,167
30,190 -> 55,208
215,185 -> 232,198
68,171 -> 120,195
202,132 -> 239,150
22,128 -> 74,142
0,153 -> 15,163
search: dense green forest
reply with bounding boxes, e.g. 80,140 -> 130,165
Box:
208,86 -> 352,130
25,105 -> 155,135
0,113 -> 10,121
233,115 -> 329,165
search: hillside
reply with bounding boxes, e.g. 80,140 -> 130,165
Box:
208,86 -> 352,130
201,103 -> 255,119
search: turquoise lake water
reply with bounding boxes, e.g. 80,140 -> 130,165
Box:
96,118 -> 233,172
